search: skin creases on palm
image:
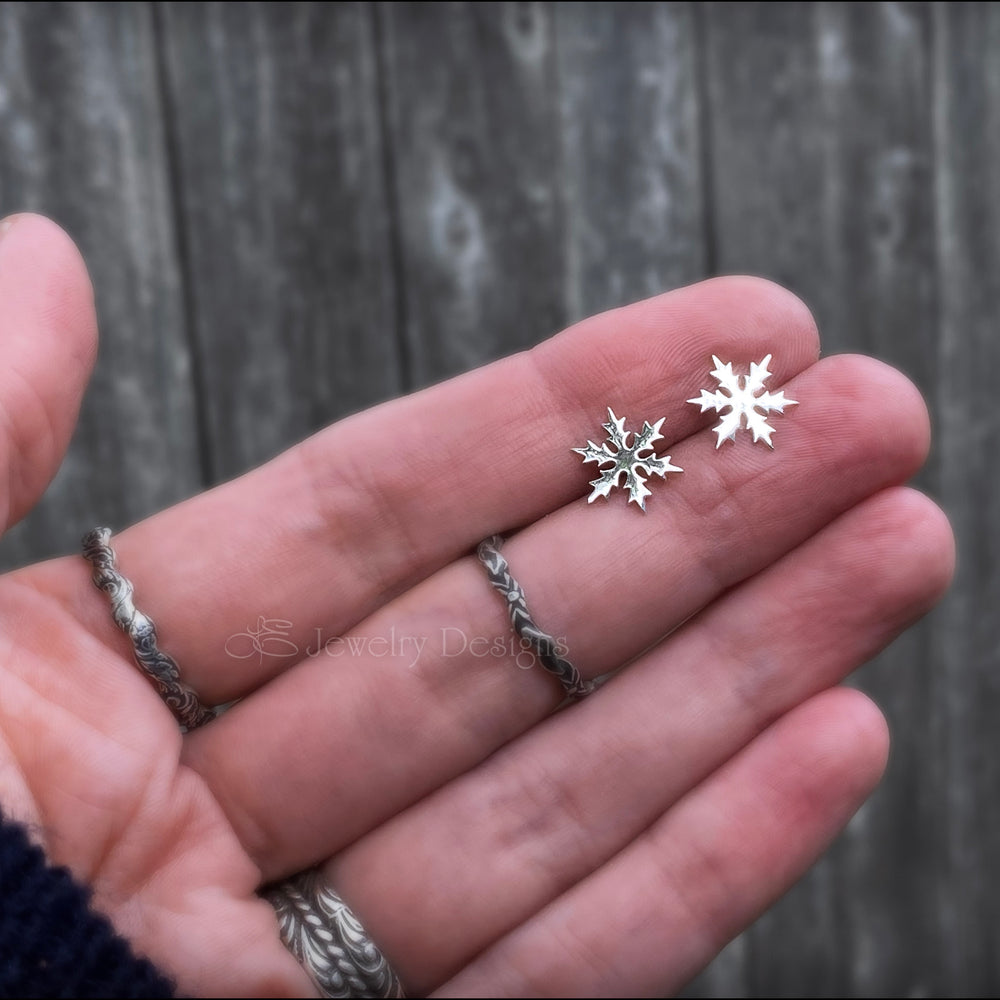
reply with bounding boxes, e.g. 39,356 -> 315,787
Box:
0,215 -> 953,998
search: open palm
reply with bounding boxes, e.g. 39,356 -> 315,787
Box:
0,215 -> 953,997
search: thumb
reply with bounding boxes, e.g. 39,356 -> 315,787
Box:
0,214 -> 98,530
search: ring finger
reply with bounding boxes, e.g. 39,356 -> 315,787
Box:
325,487 -> 953,994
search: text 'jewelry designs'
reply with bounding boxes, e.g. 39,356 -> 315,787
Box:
687,355 -> 798,448
573,407 -> 682,511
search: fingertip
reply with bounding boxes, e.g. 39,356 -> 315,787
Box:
804,354 -> 932,485
770,688 -> 890,830
0,213 -> 98,370
693,274 -> 822,365
0,213 -> 99,525
553,274 -> 822,382
646,275 -> 822,409
811,686 -> 891,792
824,487 -> 955,625
878,486 -> 956,606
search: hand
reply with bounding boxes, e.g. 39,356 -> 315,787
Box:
0,215 -> 953,997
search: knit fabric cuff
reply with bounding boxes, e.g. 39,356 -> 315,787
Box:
0,811 -> 175,998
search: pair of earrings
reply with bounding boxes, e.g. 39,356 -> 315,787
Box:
574,355 -> 798,511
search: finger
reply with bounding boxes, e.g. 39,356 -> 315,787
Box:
435,687 -> 888,998
0,214 -> 97,529
40,276 -> 818,699
183,356 -> 931,876
320,487 -> 952,992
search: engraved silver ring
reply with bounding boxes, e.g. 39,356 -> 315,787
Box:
81,528 -> 405,998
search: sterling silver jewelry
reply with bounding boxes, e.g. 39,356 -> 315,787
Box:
573,407 -> 682,511
688,355 -> 798,448
84,528 -> 403,995
477,535 -> 594,700
82,527 -> 215,730
265,870 -> 405,999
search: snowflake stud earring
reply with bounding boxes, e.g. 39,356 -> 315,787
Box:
573,407 -> 682,511
688,354 -> 798,448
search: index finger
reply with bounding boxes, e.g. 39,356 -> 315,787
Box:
35,277 -> 819,701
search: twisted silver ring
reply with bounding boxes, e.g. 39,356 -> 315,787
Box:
265,871 -> 404,998
477,535 -> 595,700
83,528 -> 403,996
82,527 -> 215,730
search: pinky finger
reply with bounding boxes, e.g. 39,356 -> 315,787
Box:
435,687 -> 888,999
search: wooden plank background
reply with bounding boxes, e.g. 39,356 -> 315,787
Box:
0,2 -> 993,995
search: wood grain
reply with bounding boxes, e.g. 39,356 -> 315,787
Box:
930,3 -> 1000,993
0,2 -> 993,995
0,1 -> 200,566
159,1 -> 401,480
700,2 -> 945,994
377,1 -> 567,383
554,1 -> 707,320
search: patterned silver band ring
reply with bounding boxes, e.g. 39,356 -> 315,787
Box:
82,527 -> 216,731
265,870 -> 405,999
83,528 -> 403,996
476,535 -> 595,700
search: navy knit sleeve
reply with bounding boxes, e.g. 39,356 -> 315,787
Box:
0,812 -> 175,998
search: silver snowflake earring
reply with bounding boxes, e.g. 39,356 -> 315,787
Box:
688,354 -> 798,448
573,407 -> 682,512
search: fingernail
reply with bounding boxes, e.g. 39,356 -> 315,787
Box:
0,217 -> 14,241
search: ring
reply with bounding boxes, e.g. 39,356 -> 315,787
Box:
477,535 -> 595,700
265,870 -> 405,998
83,527 -> 403,996
81,527 -> 215,731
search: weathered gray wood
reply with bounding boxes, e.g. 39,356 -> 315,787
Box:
554,1 -> 707,321
0,2 -> 996,995
698,6 -> 840,994
812,9 -> 944,997
0,1 -> 200,566
159,1 -> 401,481
378,1 -> 567,384
702,2 -> 944,995
931,3 -> 1000,994
379,0 -> 707,373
